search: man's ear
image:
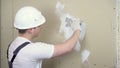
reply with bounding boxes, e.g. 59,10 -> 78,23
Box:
27,28 -> 34,34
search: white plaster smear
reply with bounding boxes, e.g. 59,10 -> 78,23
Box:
55,1 -> 90,66
55,1 -> 83,51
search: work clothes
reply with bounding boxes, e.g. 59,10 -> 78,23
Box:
7,37 -> 54,68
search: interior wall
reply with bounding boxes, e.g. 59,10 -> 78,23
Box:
1,0 -> 117,68
0,0 -> 1,67
1,0 -> 13,68
118,0 -> 120,68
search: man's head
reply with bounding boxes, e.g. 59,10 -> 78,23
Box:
14,6 -> 46,37
14,6 -> 46,30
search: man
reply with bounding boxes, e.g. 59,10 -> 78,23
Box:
7,6 -> 82,68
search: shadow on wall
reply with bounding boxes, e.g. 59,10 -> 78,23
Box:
0,0 -> 1,67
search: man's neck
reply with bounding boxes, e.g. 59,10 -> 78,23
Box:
19,33 -> 33,41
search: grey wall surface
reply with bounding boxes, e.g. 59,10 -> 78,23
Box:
1,0 -> 117,68
0,0 -> 1,67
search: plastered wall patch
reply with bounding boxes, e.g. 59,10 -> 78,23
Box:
81,50 -> 91,68
81,50 -> 90,63
55,1 -> 86,52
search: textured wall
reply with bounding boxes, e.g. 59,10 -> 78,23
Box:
1,0 -> 13,68
1,0 -> 117,68
0,0 -> 1,67
118,0 -> 120,68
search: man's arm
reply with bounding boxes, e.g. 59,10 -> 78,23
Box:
52,30 -> 80,57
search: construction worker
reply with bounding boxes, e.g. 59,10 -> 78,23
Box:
7,6 -> 83,68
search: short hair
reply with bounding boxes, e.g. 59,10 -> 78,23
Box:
18,29 -> 27,34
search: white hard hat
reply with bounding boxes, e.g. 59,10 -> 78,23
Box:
14,6 -> 46,29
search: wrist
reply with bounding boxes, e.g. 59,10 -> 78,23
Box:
75,30 -> 80,38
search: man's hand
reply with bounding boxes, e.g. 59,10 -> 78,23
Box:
70,18 -> 81,31
70,18 -> 86,41
65,15 -> 86,41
